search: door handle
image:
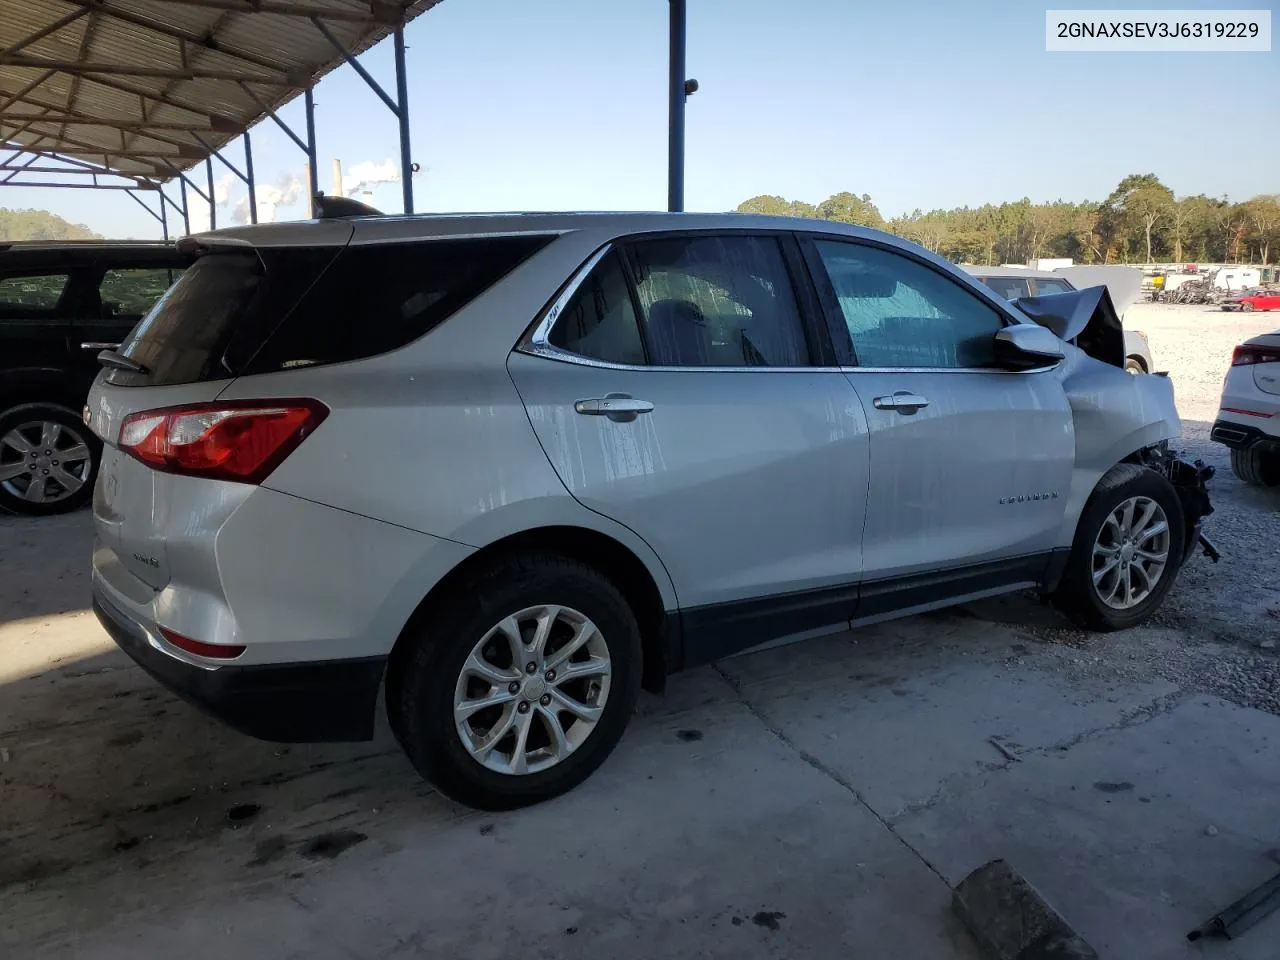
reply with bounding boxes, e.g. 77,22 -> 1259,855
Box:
574,394 -> 654,423
872,392 -> 930,414
81,341 -> 120,351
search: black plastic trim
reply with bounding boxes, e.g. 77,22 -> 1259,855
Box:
93,590 -> 385,743
676,552 -> 1056,670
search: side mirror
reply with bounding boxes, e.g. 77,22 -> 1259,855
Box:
994,323 -> 1065,370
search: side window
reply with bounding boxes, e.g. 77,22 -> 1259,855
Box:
0,273 -> 69,313
242,235 -> 551,374
548,252 -> 646,365
814,240 -> 1004,369
1031,278 -> 1072,296
979,276 -> 1031,301
624,235 -> 809,367
99,266 -> 186,320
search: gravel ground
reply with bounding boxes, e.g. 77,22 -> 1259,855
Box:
966,303 -> 1280,714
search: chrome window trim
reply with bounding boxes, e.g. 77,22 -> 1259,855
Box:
517,241 -> 1061,377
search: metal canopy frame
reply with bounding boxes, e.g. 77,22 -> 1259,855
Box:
0,0 -> 438,237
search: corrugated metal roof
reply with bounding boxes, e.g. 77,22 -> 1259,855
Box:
0,0 -> 441,187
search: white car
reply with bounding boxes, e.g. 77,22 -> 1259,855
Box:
1211,329 -> 1280,486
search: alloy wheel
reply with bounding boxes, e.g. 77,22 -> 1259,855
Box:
453,604 -> 612,775
0,420 -> 94,505
1091,495 -> 1170,610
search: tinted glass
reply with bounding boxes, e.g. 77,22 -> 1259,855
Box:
107,252 -> 265,386
242,235 -> 552,375
0,273 -> 68,312
624,235 -> 809,367
99,267 -> 185,320
815,240 -> 1004,368
978,276 -> 1030,300
1031,278 -> 1072,296
548,252 -> 646,365
108,235 -> 551,386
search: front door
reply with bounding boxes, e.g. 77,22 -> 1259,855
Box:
508,233 -> 869,664
803,236 -> 1075,612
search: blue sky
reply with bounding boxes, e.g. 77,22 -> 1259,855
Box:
4,0 -> 1277,237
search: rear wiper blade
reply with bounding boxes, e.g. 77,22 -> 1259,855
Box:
97,349 -> 149,375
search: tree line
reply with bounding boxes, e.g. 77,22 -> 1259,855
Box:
0,207 -> 99,242
736,175 -> 1280,266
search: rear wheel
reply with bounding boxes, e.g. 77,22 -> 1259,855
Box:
391,552 -> 642,810
1125,357 -> 1146,375
1051,464 -> 1185,631
1230,446 -> 1280,487
1242,302 -> 1255,313
0,403 -> 100,517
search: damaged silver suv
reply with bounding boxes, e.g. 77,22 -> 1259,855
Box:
86,210 -> 1215,810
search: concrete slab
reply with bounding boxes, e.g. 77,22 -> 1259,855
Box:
3,676 -> 978,960
718,613 -> 1181,819
893,695 -> 1280,960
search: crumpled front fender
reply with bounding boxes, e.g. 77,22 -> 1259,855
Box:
1056,345 -> 1182,544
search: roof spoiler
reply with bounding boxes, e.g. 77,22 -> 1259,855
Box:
312,193 -> 383,219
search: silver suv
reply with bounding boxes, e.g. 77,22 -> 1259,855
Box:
87,212 -> 1215,810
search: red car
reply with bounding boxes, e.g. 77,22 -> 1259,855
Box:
1221,288 -> 1280,312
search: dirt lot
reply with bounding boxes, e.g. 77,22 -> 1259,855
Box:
1,303 -> 1278,959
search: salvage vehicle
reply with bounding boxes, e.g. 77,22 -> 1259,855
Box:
1220,288 -> 1280,313
0,242 -> 189,515
961,265 -> 1156,374
86,209 -> 1215,810
1211,328 -> 1280,486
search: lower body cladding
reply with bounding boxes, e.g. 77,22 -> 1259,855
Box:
94,588 -> 385,742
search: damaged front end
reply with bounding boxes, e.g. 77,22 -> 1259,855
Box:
1136,444 -> 1221,565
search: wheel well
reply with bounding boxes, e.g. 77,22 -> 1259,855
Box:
1126,354 -> 1148,371
385,526 -> 672,717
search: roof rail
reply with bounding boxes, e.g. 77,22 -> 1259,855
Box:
313,194 -> 384,219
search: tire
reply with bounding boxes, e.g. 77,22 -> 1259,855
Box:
1242,302 -> 1254,312
0,403 -> 101,517
1125,357 -> 1146,375
1230,446 -> 1280,487
391,551 -> 643,810
1051,463 -> 1186,632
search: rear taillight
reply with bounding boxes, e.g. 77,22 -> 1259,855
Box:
119,399 -> 327,484
1232,345 -> 1280,367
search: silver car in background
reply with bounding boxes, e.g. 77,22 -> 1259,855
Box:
86,212 -> 1214,810
963,265 -> 1156,374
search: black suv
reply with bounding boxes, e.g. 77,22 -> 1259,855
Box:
0,242 -> 191,515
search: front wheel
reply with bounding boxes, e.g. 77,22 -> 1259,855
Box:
1242,302 -> 1254,312
1051,464 -> 1186,631
391,552 -> 642,810
0,403 -> 100,516
1125,357 -> 1146,375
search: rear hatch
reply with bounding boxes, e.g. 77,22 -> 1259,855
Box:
88,231 -> 352,589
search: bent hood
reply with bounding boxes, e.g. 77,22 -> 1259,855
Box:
1014,285 -> 1125,369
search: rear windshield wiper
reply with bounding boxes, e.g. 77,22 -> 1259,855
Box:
97,349 -> 149,376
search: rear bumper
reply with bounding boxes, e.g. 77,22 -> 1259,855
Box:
1210,419 -> 1278,451
93,587 -> 385,743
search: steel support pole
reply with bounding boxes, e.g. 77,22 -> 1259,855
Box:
206,157 -> 216,230
304,86 -> 319,215
393,26 -> 413,215
160,186 -> 169,241
179,177 -> 190,235
244,130 -> 257,224
667,0 -> 687,213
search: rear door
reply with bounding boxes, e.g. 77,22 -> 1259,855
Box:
803,236 -> 1074,613
0,264 -> 82,385
508,232 -> 869,663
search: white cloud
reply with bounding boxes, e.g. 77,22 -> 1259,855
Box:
342,158 -> 400,198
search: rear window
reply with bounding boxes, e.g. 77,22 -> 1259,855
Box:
106,235 -> 552,386
0,272 -> 69,312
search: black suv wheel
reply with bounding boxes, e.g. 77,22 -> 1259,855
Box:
0,402 -> 101,516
